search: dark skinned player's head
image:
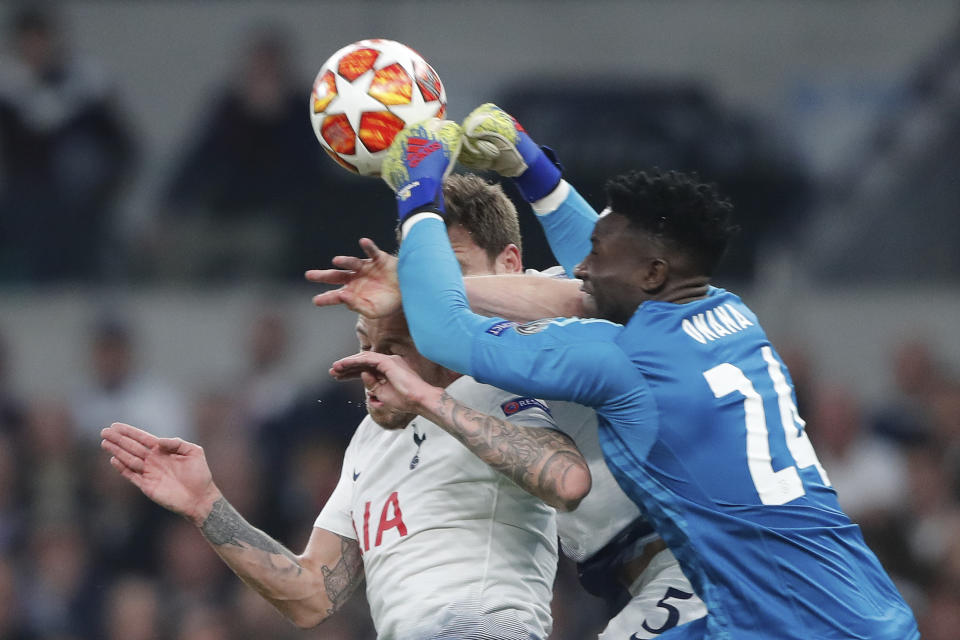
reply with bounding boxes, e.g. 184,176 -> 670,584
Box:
574,169 -> 738,324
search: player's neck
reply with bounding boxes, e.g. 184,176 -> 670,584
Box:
658,278 -> 710,305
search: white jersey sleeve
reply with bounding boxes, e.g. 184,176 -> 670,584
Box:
314,433 -> 357,539
484,392 -> 560,431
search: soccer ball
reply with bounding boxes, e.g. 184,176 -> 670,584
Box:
309,39 -> 447,176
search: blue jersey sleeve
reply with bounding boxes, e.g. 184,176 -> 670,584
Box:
398,216 -> 481,375
398,217 -> 638,409
534,182 -> 598,277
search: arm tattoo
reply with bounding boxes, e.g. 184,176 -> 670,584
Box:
201,497 -> 301,573
320,535 -> 364,615
201,498 -> 364,616
432,392 -> 588,508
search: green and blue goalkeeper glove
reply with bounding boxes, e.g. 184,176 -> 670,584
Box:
459,103 -> 562,202
382,118 -> 462,221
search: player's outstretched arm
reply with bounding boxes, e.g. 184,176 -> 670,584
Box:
460,103 -> 599,276
330,352 -> 591,511
465,274 -> 588,320
308,237 -> 586,321
100,422 -> 363,628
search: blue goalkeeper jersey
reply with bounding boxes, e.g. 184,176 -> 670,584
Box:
397,205 -> 918,639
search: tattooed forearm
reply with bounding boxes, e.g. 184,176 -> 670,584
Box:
201,498 -> 302,571
197,499 -> 363,627
320,535 -> 364,615
429,392 -> 591,510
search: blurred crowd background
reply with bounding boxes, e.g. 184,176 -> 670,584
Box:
1,1 -> 959,639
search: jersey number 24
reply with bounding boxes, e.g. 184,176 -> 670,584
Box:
703,346 -> 830,505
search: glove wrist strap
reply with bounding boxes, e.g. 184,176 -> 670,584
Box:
396,177 -> 445,221
514,146 -> 563,203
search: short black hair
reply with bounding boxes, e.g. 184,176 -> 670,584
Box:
605,169 -> 737,276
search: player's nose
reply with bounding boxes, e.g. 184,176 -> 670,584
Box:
573,260 -> 588,280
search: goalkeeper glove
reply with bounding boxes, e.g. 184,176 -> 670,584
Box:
460,103 -> 562,202
382,118 -> 462,221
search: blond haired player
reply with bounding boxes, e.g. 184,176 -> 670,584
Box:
101,175 -> 590,640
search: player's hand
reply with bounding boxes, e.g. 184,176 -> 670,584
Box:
306,238 -> 401,318
459,103 -> 562,202
101,422 -> 221,527
459,103 -> 531,176
330,351 -> 438,414
382,118 -> 462,221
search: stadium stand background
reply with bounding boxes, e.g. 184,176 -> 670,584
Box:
1,2 -> 959,638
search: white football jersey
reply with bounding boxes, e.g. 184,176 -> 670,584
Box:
315,375 -> 558,640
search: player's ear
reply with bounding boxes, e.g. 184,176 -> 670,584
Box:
641,257 -> 669,292
494,244 -> 523,274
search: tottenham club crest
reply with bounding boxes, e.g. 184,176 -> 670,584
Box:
410,423 -> 427,470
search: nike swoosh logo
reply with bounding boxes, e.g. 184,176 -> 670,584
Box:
352,469 -> 361,481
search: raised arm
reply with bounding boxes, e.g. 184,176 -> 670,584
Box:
460,103 -> 599,277
530,180 -> 599,277
100,422 -> 363,628
330,350 -> 590,511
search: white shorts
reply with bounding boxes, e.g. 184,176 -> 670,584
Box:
598,548 -> 707,640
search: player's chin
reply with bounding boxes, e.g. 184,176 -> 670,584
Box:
368,404 -> 415,430
581,292 -> 599,318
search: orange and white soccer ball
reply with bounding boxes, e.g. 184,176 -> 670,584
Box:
309,39 -> 447,176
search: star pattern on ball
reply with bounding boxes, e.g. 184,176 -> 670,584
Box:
386,67 -> 433,123
309,39 -> 447,175
327,70 -> 386,137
